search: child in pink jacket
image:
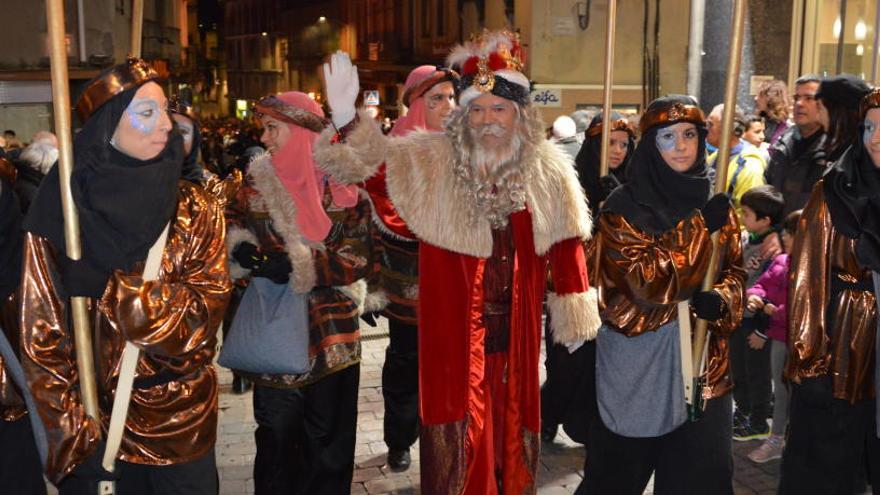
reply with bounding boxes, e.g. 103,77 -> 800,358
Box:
746,209 -> 801,463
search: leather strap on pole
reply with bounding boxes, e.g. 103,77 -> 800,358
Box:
99,223 -> 170,495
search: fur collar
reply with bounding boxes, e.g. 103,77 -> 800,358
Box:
384,130 -> 592,258
316,113 -> 593,258
247,154 -> 318,293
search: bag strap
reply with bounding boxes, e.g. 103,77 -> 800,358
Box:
0,325 -> 48,468
100,222 -> 170,492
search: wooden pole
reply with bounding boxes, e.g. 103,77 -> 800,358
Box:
598,0 -> 617,179
45,0 -> 99,420
691,0 -> 747,408
131,0 -> 143,57
592,0 -> 617,280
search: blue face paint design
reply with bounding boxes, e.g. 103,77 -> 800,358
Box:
126,98 -> 162,135
177,120 -> 194,144
655,129 -> 677,151
864,118 -> 878,146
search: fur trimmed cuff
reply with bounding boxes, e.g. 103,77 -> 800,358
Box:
363,289 -> 390,314
226,226 -> 259,280
547,288 -> 601,344
336,279 -> 368,315
313,109 -> 386,185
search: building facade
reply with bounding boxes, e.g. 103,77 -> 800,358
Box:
0,0 -> 187,139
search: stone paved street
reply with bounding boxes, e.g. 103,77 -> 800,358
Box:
211,317 -> 787,495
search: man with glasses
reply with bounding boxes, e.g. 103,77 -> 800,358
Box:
765,75 -> 828,215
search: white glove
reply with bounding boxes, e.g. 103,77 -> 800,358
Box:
323,51 -> 360,129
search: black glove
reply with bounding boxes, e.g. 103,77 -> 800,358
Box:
60,441 -> 120,491
360,312 -> 378,327
252,252 -> 292,284
232,241 -> 263,269
599,174 -> 622,197
700,193 -> 731,234
58,256 -> 110,298
692,290 -> 727,321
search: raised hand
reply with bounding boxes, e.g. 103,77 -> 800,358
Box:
322,51 -> 360,129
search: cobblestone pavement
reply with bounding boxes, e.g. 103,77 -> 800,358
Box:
44,317 -> 783,494
212,316 -> 788,495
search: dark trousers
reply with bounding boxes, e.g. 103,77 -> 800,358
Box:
59,450 -> 217,495
253,363 -> 360,495
0,416 -> 46,495
540,315 -> 597,444
576,393 -> 733,495
730,322 -> 772,422
779,377 -> 880,495
382,319 -> 419,451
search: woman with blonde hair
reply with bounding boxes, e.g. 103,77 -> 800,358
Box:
755,79 -> 791,146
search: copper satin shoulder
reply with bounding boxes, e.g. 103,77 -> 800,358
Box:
590,209 -> 745,399
786,181 -> 878,403
19,181 -> 233,482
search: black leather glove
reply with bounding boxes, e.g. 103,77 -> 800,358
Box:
252,252 -> 292,284
232,241 -> 263,269
692,290 -> 727,321
700,193 -> 731,234
60,441 -> 120,492
360,312 -> 378,327
58,256 -> 110,298
599,174 -> 622,197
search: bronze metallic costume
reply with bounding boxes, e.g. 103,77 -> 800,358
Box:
19,177 -> 236,482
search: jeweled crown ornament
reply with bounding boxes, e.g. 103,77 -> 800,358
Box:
447,30 -> 531,106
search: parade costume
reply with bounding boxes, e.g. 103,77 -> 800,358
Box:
19,59 -> 237,494
577,96 -> 745,495
779,88 -> 880,494
542,112 -> 635,445
0,167 -> 46,495
225,92 -> 376,495
315,32 -> 600,495
361,65 -> 458,466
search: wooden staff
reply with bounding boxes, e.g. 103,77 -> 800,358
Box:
45,0 -> 100,421
598,0 -> 617,179
131,0 -> 143,57
690,0 -> 747,417
592,0 -> 617,278
99,2 -> 148,491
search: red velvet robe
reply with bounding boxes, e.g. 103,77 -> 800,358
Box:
366,167 -> 589,494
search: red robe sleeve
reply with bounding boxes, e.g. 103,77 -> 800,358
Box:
546,237 -> 600,344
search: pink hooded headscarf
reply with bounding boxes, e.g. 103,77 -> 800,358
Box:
390,65 -> 455,136
257,91 -> 359,242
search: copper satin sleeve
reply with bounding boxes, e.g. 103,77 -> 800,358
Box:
19,180 -> 233,482
786,181 -> 878,403
592,210 -> 745,399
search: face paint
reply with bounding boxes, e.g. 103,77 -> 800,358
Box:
126,98 -> 163,134
177,120 -> 194,145
864,118 -> 878,146
655,129 -> 677,151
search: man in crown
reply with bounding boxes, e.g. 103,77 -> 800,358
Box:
315,31 -> 600,495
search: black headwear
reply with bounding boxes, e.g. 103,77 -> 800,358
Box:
574,111 -> 634,206
178,116 -> 204,183
817,75 -> 872,109
822,91 -> 880,271
24,82 -> 183,297
603,95 -> 711,235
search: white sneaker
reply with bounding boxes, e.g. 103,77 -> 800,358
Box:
747,434 -> 784,464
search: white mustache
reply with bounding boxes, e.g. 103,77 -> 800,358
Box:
473,124 -> 508,137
